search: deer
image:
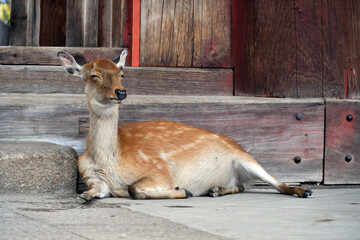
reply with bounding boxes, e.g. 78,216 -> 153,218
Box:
57,49 -> 312,203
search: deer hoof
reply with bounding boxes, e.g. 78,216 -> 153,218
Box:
78,193 -> 93,204
301,189 -> 313,198
208,187 -> 222,197
184,189 -> 193,198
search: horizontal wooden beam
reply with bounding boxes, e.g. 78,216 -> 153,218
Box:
0,65 -> 234,96
0,94 -> 324,183
0,46 -> 125,65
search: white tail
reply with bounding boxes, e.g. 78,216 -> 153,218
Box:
58,50 -> 312,202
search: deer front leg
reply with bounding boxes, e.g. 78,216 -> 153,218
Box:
78,179 -> 111,204
128,177 -> 193,200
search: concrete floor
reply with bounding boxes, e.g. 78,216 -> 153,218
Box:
1,188 -> 360,240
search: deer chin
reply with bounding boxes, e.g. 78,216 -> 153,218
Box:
109,98 -> 123,104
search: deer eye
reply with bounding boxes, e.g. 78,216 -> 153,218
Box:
121,74 -> 124,78
90,74 -> 99,79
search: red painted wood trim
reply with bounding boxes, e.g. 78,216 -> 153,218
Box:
131,0 -> 140,67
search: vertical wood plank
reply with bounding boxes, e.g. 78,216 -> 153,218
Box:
232,0 -> 255,96
140,0 -> 163,66
66,0 -> 84,46
254,0 -> 297,97
9,0 -> 28,46
112,0 -> 126,47
171,0 -> 193,67
83,0 -> 99,47
26,0 -> 40,46
347,0 -> 360,99
322,0 -> 353,98
98,0 -> 112,47
324,100 -> 360,184
158,1 -> 176,66
140,0 -> 231,67
120,0 -> 131,48
193,0 -> 231,67
39,0 -> 66,46
295,0 -> 323,97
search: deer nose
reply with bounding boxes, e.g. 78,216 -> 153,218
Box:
115,89 -> 127,100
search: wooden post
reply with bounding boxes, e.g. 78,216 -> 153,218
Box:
130,0 -> 140,66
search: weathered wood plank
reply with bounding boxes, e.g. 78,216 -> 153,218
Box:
322,0 -> 352,98
40,0 -> 66,46
112,0 -> 128,47
0,65 -> 233,96
66,0 -> 84,46
232,0 -> 255,96
346,0 -> 360,99
140,0 -> 163,66
193,0 -> 231,67
0,94 -> 324,183
324,100 -> 360,184
9,0 -> 28,46
140,0 -> 231,67
254,0 -> 297,97
0,46 -> 125,65
98,0 -> 112,47
84,0 -> 99,47
295,0 -> 323,97
26,0 -> 40,46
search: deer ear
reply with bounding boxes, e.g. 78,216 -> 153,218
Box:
57,51 -> 83,77
113,49 -> 128,70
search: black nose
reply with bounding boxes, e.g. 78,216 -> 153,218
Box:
115,89 -> 127,100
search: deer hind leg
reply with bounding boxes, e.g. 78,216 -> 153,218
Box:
78,179 -> 111,204
128,177 -> 193,200
112,188 -> 131,198
238,158 -> 313,198
208,185 -> 245,197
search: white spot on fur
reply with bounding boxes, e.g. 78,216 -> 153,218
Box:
138,150 -> 149,162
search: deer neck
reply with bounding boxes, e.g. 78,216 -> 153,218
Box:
86,99 -> 120,161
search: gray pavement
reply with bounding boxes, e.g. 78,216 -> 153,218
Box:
1,188 -> 360,240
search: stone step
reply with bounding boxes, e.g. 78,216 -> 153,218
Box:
0,93 -> 325,183
0,65 -> 233,96
0,141 -> 78,194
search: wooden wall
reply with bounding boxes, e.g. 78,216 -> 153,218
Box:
233,0 -> 360,99
6,0 -> 360,99
140,0 -> 232,68
9,0 -> 130,48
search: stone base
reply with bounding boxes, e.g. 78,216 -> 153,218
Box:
0,141 -> 78,193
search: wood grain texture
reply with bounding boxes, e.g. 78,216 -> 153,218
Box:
140,0 -> 231,67
40,0 -> 66,46
26,0 -> 40,46
0,46 -> 125,65
322,0 -> 360,98
84,0 -> 99,47
232,0 -> 255,96
295,0 -> 323,97
324,100 -> 360,184
66,0 -> 84,46
98,0 -> 112,47
253,0 -> 297,97
193,0 -> 231,67
0,94 -> 324,183
346,0 -> 360,99
9,0 -> 28,46
114,0 -> 129,47
0,66 -> 233,96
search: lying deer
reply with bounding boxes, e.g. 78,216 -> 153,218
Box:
58,49 -> 312,203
